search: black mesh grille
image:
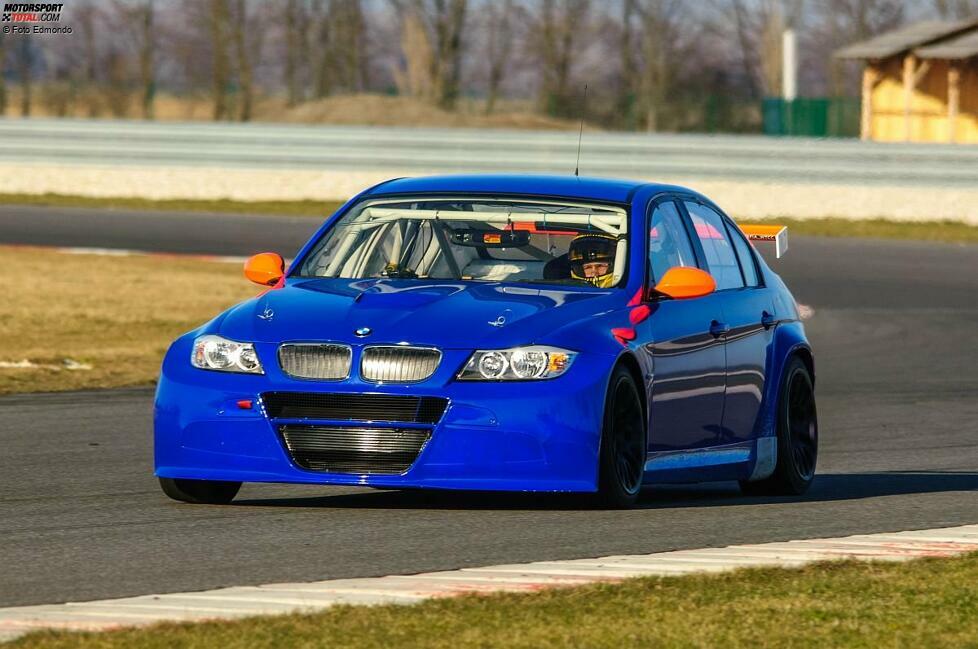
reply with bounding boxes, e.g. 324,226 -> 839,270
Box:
262,392 -> 449,424
278,425 -> 431,474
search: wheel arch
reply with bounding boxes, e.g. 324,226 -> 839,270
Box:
792,345 -> 815,387
614,352 -> 649,435
757,322 -> 814,439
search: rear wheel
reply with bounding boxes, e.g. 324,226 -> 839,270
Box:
159,477 -> 241,504
596,366 -> 646,509
740,356 -> 817,496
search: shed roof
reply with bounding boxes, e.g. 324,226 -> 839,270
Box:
835,18 -> 978,59
915,28 -> 978,59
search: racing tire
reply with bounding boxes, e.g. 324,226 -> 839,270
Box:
596,365 -> 646,509
159,477 -> 241,504
740,356 -> 817,496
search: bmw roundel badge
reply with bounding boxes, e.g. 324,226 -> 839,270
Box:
354,327 -> 372,337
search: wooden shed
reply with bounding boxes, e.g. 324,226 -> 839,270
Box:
836,19 -> 978,143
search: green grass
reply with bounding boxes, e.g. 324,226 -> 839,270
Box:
0,192 -> 344,217
1,193 -> 977,243
11,553 -> 978,648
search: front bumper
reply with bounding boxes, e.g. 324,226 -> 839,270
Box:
154,336 -> 612,492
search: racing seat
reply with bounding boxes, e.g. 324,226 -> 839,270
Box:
543,254 -> 570,280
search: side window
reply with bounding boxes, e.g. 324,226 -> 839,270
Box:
648,200 -> 698,283
684,201 -> 744,290
727,224 -> 760,287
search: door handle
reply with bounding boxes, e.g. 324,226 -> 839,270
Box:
710,320 -> 730,338
761,311 -> 776,329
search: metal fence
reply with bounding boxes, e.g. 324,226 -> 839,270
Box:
762,98 -> 861,138
1,117 -> 976,188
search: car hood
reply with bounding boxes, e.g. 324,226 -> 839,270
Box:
215,278 -> 623,349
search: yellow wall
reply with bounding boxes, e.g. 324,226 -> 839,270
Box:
959,64 -> 978,142
868,56 -> 978,144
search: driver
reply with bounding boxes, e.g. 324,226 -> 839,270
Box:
568,233 -> 618,288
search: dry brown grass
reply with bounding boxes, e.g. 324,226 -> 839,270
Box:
0,247 -> 255,395
272,94 -> 584,130
4,90 -> 584,130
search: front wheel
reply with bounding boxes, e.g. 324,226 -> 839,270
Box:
596,366 -> 646,509
740,356 -> 817,496
159,477 -> 241,504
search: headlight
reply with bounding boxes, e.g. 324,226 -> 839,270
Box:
191,335 -> 264,374
457,346 -> 576,381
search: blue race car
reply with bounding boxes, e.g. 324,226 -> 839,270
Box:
155,175 -> 816,508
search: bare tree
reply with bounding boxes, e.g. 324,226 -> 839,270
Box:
17,37 -> 32,117
724,0 -> 804,98
390,0 -> 467,109
617,0 -> 638,126
392,7 -> 434,98
484,0 -> 517,114
729,0 -> 764,98
534,0 -> 590,118
210,0 -> 232,119
931,0 -> 978,18
75,1 -> 101,116
312,0 -> 334,97
633,0 -> 683,131
105,47 -> 131,117
108,0 -> 156,118
231,0 -> 256,120
284,0 -> 303,106
431,0 -> 467,109
812,0 -> 904,95
339,0 -> 369,91
312,0 -> 368,98
0,34 -> 7,115
138,1 -> 155,118
818,0 -> 903,40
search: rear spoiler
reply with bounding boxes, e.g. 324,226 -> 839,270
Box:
738,224 -> 788,258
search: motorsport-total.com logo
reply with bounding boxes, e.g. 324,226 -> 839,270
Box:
2,3 -> 71,34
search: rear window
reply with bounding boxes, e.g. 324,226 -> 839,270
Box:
684,201 -> 744,290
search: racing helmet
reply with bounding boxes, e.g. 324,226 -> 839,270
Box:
569,233 -> 618,288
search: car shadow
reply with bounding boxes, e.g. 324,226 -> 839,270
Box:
230,471 -> 978,512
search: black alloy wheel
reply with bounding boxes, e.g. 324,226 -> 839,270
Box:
597,365 -> 646,508
740,356 -> 817,496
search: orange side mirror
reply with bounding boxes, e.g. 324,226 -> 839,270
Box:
653,267 -> 716,300
244,252 -> 285,287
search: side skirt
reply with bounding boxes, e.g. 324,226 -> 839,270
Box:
642,439 -> 772,484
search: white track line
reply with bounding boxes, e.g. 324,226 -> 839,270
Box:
1,523 -> 976,643
2,243 -> 249,264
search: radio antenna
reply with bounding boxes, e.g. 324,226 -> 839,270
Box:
574,84 -> 588,177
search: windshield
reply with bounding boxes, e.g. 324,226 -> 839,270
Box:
296,197 -> 629,288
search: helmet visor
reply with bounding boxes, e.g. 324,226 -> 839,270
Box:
569,235 -> 616,282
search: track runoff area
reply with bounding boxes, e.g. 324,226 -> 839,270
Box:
1,524 -> 976,641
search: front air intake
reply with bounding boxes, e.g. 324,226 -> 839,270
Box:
262,392 -> 449,424
278,425 -> 431,474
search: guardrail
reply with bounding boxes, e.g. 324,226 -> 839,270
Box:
1,118 -> 977,188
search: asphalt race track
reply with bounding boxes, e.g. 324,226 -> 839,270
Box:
0,205 -> 322,257
1,208 -> 977,607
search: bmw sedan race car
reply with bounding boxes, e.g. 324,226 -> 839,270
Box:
155,175 -> 817,508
